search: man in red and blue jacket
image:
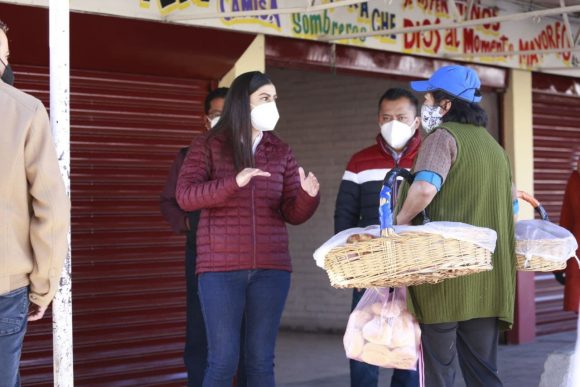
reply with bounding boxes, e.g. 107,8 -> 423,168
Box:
334,88 -> 422,387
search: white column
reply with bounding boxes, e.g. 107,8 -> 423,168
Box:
49,0 -> 73,386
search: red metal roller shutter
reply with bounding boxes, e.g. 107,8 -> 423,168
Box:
532,75 -> 580,336
15,65 -> 210,385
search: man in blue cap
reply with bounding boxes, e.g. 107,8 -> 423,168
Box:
395,65 -> 516,387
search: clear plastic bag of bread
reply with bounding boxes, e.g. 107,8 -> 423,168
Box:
343,287 -> 420,370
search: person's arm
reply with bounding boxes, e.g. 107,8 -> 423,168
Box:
160,149 -> 189,234
396,182 -> 438,225
176,136 -> 241,211
560,173 -> 576,233
512,182 -> 519,221
334,158 -> 362,233
280,148 -> 320,225
555,173 -> 578,285
396,129 -> 456,225
26,100 -> 71,312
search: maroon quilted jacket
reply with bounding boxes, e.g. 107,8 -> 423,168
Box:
176,131 -> 320,274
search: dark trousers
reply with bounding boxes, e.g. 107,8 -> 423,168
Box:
420,317 -> 502,387
350,289 -> 420,387
184,247 -> 208,387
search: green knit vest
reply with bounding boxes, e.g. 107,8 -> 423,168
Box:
398,123 -> 516,329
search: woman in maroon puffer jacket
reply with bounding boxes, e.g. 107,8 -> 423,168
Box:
176,71 -> 320,387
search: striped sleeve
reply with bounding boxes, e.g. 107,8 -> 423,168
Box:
334,156 -> 392,233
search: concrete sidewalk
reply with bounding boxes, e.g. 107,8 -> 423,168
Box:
275,330 -> 577,387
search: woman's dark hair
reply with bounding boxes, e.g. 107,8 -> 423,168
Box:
432,89 -> 488,128
208,71 -> 273,171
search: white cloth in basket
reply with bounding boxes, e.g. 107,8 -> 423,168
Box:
313,222 -> 498,269
515,219 -> 578,263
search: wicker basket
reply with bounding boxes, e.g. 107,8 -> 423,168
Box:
324,169 -> 494,289
516,191 -> 567,272
516,252 -> 566,272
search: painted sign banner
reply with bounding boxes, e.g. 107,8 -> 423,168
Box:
137,0 -> 580,76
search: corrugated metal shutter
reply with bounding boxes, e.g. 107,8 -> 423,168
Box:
533,82 -> 580,336
15,65 -> 209,385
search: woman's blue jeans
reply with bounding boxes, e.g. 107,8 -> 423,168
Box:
198,269 -> 290,387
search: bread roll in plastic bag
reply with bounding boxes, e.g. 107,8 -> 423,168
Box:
343,287 -> 420,370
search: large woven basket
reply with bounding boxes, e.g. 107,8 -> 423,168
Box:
325,229 -> 493,288
516,191 -> 567,272
324,169 -> 494,289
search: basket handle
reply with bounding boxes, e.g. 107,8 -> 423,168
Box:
517,190 -> 549,221
379,168 -> 430,231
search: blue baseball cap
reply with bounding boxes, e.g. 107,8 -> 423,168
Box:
410,65 -> 482,103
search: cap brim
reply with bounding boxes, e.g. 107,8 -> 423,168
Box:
410,80 -> 434,92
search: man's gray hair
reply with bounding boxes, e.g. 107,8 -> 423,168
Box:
0,20 -> 8,33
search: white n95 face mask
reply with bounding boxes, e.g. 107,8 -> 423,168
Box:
380,120 -> 416,150
251,102 -> 280,132
209,116 -> 220,128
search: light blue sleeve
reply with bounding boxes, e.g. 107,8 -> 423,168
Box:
513,199 -> 519,216
415,171 -> 443,192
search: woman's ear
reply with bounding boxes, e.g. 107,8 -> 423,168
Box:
439,99 -> 452,115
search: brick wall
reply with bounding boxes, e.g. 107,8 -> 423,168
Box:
267,66 -> 499,331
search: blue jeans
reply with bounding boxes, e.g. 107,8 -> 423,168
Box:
350,289 -> 419,387
0,287 -> 29,387
198,269 -> 290,387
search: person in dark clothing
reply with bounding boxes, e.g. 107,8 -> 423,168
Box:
160,87 -> 230,387
334,88 -> 422,387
